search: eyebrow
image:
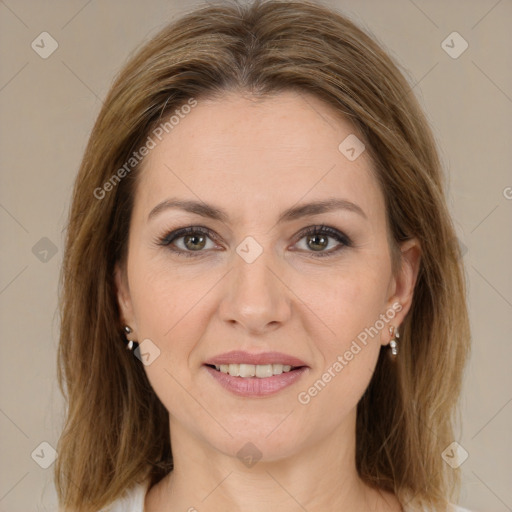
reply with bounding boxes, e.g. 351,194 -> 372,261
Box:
147,197 -> 367,223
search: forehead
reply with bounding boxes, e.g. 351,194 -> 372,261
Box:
134,90 -> 385,225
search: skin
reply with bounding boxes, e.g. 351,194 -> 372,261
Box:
115,90 -> 421,512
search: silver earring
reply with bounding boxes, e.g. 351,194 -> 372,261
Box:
123,325 -> 138,351
389,325 -> 399,356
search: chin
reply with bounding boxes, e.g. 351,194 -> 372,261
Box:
202,417 -> 309,463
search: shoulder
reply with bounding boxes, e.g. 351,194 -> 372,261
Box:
403,502 -> 475,512
98,479 -> 150,512
436,504 -> 475,512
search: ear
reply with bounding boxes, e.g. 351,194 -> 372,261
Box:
114,262 -> 137,331
382,238 -> 421,343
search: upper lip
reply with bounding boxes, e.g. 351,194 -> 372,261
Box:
204,350 -> 308,367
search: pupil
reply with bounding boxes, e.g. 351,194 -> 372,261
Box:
185,234 -> 205,250
308,234 -> 327,251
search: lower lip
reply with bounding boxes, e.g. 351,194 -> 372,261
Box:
204,365 -> 309,397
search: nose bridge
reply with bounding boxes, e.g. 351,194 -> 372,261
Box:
219,237 -> 291,331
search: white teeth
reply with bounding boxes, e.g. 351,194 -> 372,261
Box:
273,364 -> 283,375
255,364 -> 273,378
240,364 -> 256,377
213,363 -> 298,378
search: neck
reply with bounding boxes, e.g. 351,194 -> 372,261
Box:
145,409 -> 400,512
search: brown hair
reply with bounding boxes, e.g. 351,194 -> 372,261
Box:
54,1 -> 471,510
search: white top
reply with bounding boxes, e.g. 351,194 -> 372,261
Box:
101,479 -> 476,512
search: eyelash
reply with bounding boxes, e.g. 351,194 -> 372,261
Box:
156,225 -> 353,259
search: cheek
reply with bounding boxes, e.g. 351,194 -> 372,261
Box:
303,261 -> 390,349
296,271 -> 387,423
128,251 -> 211,337
126,255 -> 225,388
126,264 -> 211,421
297,342 -> 380,437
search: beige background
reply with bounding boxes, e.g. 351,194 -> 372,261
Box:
0,1 -> 511,511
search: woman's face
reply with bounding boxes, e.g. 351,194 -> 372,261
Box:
115,90 -> 419,461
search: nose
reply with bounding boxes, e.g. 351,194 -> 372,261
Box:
217,245 -> 292,334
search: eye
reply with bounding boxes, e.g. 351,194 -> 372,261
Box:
157,224 -> 352,258
157,226 -> 218,257
293,225 -> 352,257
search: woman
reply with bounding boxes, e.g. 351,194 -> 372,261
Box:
54,1 -> 472,511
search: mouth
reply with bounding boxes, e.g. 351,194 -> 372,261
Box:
202,350 -> 309,396
205,363 -> 305,378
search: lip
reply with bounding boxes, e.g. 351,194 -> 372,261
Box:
203,350 -> 309,398
203,350 -> 308,367
204,365 -> 309,397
